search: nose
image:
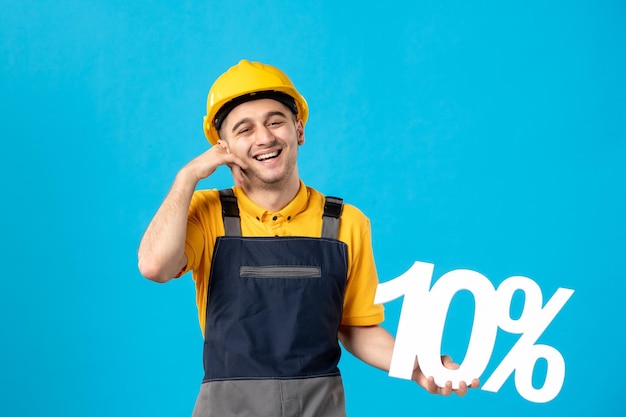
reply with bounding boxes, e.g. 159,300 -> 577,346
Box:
254,125 -> 275,146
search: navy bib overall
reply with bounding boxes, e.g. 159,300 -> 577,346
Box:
192,190 -> 349,417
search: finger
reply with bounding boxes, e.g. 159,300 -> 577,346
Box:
470,378 -> 481,389
441,355 -> 459,370
455,380 -> 468,397
226,152 -> 249,171
440,380 -> 453,397
424,376 -> 439,394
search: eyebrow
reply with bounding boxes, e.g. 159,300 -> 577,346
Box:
230,110 -> 290,134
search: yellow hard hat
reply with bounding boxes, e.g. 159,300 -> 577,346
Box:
203,60 -> 309,145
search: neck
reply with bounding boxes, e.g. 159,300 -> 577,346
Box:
241,176 -> 301,212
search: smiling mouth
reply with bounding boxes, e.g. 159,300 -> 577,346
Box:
254,150 -> 281,161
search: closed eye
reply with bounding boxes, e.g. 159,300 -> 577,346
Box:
235,125 -> 254,136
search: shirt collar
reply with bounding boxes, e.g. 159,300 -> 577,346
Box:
233,179 -> 309,222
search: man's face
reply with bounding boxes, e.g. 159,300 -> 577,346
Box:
219,98 -> 305,191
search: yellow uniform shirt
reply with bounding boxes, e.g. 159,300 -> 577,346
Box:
181,180 -> 384,334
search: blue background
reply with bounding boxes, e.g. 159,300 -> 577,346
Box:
1,1 -> 624,416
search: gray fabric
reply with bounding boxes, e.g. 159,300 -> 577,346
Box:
218,189 -> 241,237
191,376 -> 347,417
321,197 -> 343,240
321,216 -> 340,240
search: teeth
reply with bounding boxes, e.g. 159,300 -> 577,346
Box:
255,151 -> 279,161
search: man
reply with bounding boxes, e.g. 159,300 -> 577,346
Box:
138,60 -> 478,416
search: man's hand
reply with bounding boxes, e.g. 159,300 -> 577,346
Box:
181,141 -> 248,183
412,355 -> 480,396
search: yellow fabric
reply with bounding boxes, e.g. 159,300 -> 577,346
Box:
181,180 -> 385,334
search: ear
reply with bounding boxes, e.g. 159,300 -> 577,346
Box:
217,139 -> 230,152
296,119 -> 305,145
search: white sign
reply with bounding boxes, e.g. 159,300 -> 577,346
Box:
375,261 -> 574,403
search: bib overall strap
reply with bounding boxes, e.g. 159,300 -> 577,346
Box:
218,189 -> 241,236
322,196 -> 343,240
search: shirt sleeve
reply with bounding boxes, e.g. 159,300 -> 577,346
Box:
177,190 -> 222,277
177,217 -> 204,276
339,205 -> 385,326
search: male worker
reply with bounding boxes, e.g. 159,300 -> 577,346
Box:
138,60 -> 478,416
